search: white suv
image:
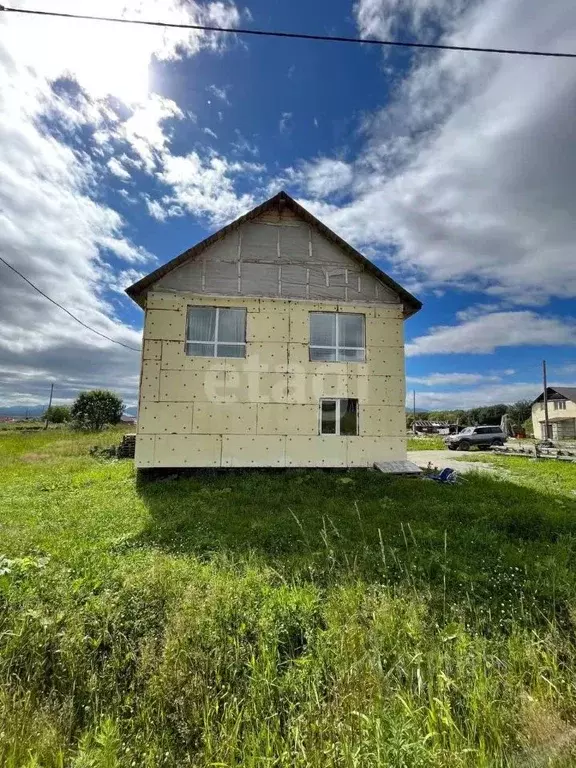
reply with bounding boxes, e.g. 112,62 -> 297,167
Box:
445,426 -> 507,451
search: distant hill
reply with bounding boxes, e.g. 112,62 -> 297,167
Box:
0,405 -> 137,419
0,405 -> 45,419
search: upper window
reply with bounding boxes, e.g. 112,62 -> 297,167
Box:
320,399 -> 358,435
186,306 -> 246,358
309,312 -> 365,362
554,400 -> 567,410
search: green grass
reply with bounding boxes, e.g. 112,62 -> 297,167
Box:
2,432 -> 576,766
407,435 -> 445,450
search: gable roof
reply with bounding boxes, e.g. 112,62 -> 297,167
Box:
125,191 -> 422,318
532,387 -> 576,406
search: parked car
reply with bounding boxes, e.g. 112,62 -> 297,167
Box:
444,426 -> 507,451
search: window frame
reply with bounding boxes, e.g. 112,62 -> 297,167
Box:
185,305 -> 247,358
553,399 -> 567,411
319,398 -> 359,436
309,312 -> 366,363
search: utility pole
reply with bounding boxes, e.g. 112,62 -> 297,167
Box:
542,360 -> 550,441
412,389 -> 416,434
44,382 -> 54,430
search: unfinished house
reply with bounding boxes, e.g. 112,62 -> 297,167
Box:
126,191 -> 422,469
531,387 -> 576,440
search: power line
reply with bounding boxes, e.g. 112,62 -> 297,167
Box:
0,256 -> 141,352
1,4 -> 575,59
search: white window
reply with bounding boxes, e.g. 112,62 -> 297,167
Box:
554,400 -> 567,410
310,312 -> 365,362
320,399 -> 358,435
186,306 -> 246,358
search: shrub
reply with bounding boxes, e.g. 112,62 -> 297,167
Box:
43,405 -> 71,424
71,390 -> 123,431
523,417 -> 534,437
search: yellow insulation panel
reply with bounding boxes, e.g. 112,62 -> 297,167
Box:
193,402 -> 257,434
225,371 -> 288,403
358,376 -> 405,406
142,340 -> 162,360
178,294 -> 261,312
159,370 -> 226,402
135,435 -> 155,468
137,293 -> 409,468
287,307 -> 310,342
137,402 -> 193,434
161,341 -> 227,372
154,435 -> 222,467
140,360 -> 161,402
366,316 -> 403,348
147,292 -> 183,311
287,373 -> 354,404
257,404 -> 317,435
285,436 -> 347,467
346,437 -> 406,466
367,346 -> 405,375
224,343 -> 288,373
287,343 -> 348,375
222,436 -> 286,467
246,310 -> 290,342
361,406 -> 406,436
144,309 -> 186,341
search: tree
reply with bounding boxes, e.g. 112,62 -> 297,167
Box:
523,416 -> 534,437
468,404 -> 508,425
507,400 -> 532,431
71,390 -> 124,431
43,405 -> 71,424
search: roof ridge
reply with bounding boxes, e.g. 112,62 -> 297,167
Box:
125,190 -> 422,317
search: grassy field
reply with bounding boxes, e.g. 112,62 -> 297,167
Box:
407,435 -> 445,450
2,432 -> 576,766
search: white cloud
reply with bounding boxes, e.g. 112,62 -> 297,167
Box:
203,127 -> 218,139
552,363 -> 576,379
406,311 -> 576,356
145,197 -> 168,222
121,96 -> 184,171
3,0 -> 241,104
0,0 -> 242,407
455,303 -> 504,322
303,158 -> 354,198
207,84 -> 231,105
107,157 -> 131,181
158,152 -> 263,226
409,381 -> 544,410
231,130 -> 259,157
279,112 -> 293,134
407,372 -> 502,386
309,0 -> 576,304
355,0 -> 466,42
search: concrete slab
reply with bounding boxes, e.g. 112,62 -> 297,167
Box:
374,460 -> 422,475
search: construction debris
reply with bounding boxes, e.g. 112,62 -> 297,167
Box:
117,433 -> 136,459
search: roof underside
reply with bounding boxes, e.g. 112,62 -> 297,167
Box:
125,191 -> 422,318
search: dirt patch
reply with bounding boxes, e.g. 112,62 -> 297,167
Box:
21,452 -> 50,463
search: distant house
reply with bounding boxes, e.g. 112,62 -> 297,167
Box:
531,387 -> 576,440
120,415 -> 137,425
125,191 -> 421,469
413,420 -> 459,435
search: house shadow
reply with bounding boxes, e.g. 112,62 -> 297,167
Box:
132,466 -> 576,621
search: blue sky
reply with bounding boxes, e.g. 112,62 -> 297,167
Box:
0,0 -> 575,412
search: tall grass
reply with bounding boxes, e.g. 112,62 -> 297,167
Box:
1,432 -> 576,766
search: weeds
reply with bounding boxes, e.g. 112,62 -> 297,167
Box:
1,432 -> 576,765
